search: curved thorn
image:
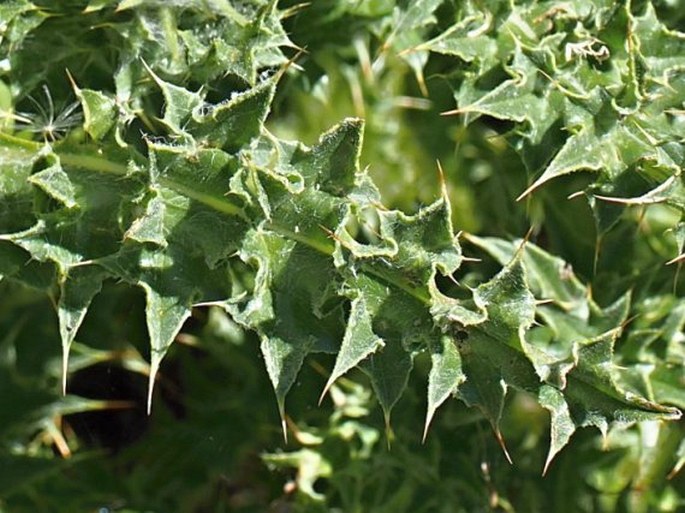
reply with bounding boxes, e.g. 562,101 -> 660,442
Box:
516,177 -> 547,202
667,253 -> 685,265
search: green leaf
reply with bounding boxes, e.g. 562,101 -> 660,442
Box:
454,256 -> 538,459
139,271 -> 194,414
518,121 -> 654,200
27,159 -> 77,208
57,265 -> 106,394
73,87 -> 117,141
361,326 -> 414,429
321,294 -> 384,402
633,3 -> 685,80
2,1 -> 684,484
468,236 -> 682,468
424,334 -> 465,441
143,62 -> 204,136
381,0 -> 444,93
447,48 -> 563,144
187,77 -> 277,152
0,133 -> 38,233
417,8 -> 498,70
123,191 -> 167,247
539,384 -> 575,475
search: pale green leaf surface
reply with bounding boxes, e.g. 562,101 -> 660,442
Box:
239,229 -> 343,425
144,63 -> 204,135
455,258 -> 539,440
139,273 -> 194,413
57,266 -> 107,393
362,333 -> 414,427
383,0 -> 443,52
380,0 -> 443,91
28,160 -> 77,209
539,384 -> 575,474
0,134 -> 38,232
520,122 -> 654,199
123,191 -> 167,247
419,12 -> 498,71
424,334 -> 465,439
188,78 -> 276,152
322,295 -> 384,400
619,296 -> 685,409
466,235 -> 588,316
75,88 -> 117,141
633,3 -> 685,80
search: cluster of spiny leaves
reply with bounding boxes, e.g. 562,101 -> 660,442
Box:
1,0 -> 683,494
418,0 -> 685,234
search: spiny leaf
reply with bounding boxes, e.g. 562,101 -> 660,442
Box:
382,0 -> 444,94
139,272 -> 195,414
424,334 -> 465,441
238,228 -> 339,427
539,384 -> 575,475
187,77 -> 277,152
467,236 -> 682,468
361,325 -> 414,430
57,266 -> 106,394
27,161 -> 77,209
72,86 -> 117,142
321,294 -> 384,403
417,9 -> 498,70
123,192 -> 167,247
445,48 -> 562,145
518,122 -> 654,200
1,0 -> 683,474
454,256 -> 538,453
142,62 -> 203,136
0,133 -> 40,232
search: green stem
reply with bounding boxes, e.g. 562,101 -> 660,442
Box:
59,152 -> 128,175
266,222 -> 335,256
0,131 -> 42,150
160,177 -> 246,219
361,263 -> 431,304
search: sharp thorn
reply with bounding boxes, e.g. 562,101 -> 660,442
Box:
494,429 -> 513,464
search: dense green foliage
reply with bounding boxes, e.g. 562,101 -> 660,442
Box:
0,0 -> 684,511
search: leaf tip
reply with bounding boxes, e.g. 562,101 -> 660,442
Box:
146,355 -> 161,416
494,429 -> 513,465
61,343 -> 69,396
441,107 -> 463,116
513,227 -> 534,261
318,378 -> 334,406
517,172 -> 555,201
277,397 -> 288,443
65,68 -> 79,94
141,60 -> 161,88
666,253 -> 685,265
436,159 -> 448,200
516,181 -> 540,202
542,451 -> 556,476
422,411 -> 434,444
384,412 -> 393,450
